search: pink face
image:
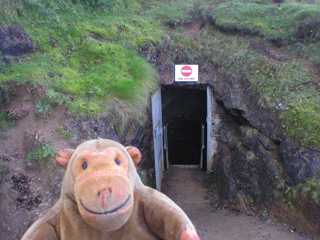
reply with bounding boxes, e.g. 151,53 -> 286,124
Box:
72,147 -> 134,231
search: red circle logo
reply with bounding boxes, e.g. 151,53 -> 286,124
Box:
181,65 -> 192,77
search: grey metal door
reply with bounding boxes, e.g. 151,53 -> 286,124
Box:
152,88 -> 164,191
207,86 -> 213,171
200,123 -> 205,169
163,124 -> 169,170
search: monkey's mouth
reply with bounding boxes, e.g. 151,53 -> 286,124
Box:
80,195 -> 131,215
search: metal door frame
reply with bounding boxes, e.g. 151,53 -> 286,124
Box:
207,86 -> 213,171
152,86 -> 214,190
152,88 -> 164,191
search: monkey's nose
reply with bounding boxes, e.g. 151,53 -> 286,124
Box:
97,188 -> 112,197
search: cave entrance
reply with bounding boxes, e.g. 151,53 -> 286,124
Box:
152,85 -> 212,191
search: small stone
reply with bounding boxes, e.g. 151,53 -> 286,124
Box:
10,101 -> 32,119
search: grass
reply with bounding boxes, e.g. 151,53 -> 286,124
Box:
201,2 -> 320,44
0,0 -> 162,130
144,0 -> 197,26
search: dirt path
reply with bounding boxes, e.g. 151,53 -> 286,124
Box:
161,167 -> 314,240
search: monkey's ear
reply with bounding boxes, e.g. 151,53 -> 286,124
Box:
125,146 -> 142,165
56,149 -> 75,169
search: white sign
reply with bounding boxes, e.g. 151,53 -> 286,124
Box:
175,64 -> 199,82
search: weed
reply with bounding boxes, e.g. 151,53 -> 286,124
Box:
35,90 -> 66,119
260,210 -> 269,217
0,111 -> 16,137
1,134 -> 11,140
56,126 -> 75,140
25,141 -> 58,164
285,200 -> 293,209
35,100 -> 51,119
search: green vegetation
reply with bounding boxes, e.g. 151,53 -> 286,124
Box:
0,0 -> 319,147
202,2 -> 320,43
0,111 -> 16,131
0,111 -> 16,139
0,0 -> 162,129
35,90 -> 65,119
56,126 -> 75,140
169,25 -> 320,147
285,174 -> 320,212
0,157 -> 9,178
201,0 -> 320,147
25,141 -> 58,164
260,210 -> 269,217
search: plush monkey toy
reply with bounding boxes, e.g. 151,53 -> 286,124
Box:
21,139 -> 201,240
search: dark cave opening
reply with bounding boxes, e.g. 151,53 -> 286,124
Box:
162,86 -> 207,167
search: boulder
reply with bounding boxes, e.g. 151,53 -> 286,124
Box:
0,25 -> 33,56
280,138 -> 320,186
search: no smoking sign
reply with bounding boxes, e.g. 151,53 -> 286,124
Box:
175,64 -> 199,82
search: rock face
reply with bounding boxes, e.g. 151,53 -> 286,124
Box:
216,117 -> 284,207
65,117 -> 120,144
280,139 -> 320,186
0,25 -> 33,56
212,78 -> 320,237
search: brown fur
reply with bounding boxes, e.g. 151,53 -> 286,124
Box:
22,139 -> 200,240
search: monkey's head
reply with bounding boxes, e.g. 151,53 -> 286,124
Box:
56,139 -> 142,231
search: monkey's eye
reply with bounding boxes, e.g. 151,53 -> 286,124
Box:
115,158 -> 121,165
82,162 -> 88,169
